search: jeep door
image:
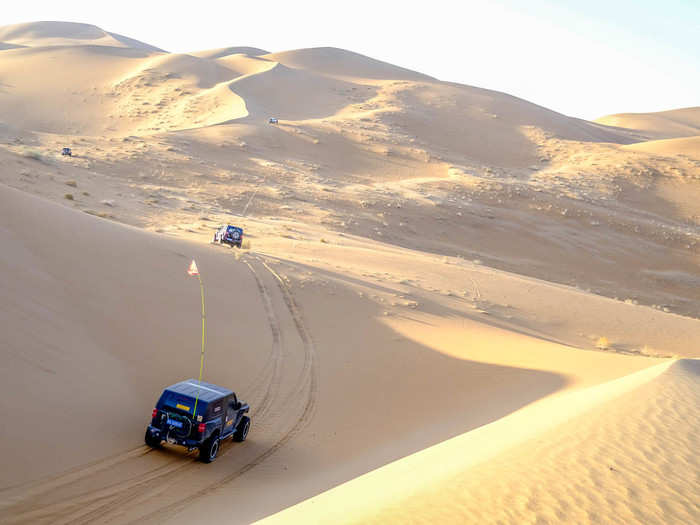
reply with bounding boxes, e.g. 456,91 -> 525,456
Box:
223,395 -> 238,438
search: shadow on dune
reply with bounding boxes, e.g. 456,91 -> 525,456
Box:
675,358 -> 700,375
214,254 -> 572,524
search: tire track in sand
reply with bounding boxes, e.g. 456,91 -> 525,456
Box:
0,255 -> 318,525
133,255 -> 319,523
43,257 -> 292,525
240,258 -> 284,422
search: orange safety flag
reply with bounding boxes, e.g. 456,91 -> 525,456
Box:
187,260 -> 199,276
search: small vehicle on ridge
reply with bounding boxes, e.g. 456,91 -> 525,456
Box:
145,379 -> 250,463
213,224 -> 243,248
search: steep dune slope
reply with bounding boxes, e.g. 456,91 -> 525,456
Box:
261,359 -> 699,524
228,62 -> 369,121
264,47 -> 433,82
352,81 -> 634,168
0,184 -> 271,485
262,47 -> 633,166
0,45 -> 156,134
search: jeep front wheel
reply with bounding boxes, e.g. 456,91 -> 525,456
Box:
233,416 -> 250,442
200,434 -> 220,463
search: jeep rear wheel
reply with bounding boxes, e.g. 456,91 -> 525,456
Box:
199,434 -> 220,463
233,416 -> 250,442
145,430 -> 161,449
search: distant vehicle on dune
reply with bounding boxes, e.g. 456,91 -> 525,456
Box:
213,224 -> 244,248
268,117 -> 278,124
61,147 -> 72,156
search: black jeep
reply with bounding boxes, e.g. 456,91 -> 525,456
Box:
145,379 -> 250,463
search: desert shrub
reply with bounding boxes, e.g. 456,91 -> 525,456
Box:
64,193 -> 74,200
66,180 -> 77,187
21,149 -> 44,161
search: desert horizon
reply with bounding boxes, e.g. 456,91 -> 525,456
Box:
0,18 -> 698,525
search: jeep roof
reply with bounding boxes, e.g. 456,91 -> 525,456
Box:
156,379 -> 234,419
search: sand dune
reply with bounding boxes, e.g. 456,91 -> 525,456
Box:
0,21 -> 696,315
0,184 -> 272,485
191,46 -> 270,59
596,106 -> 700,139
1,21 -> 699,525
141,53 -> 244,89
2,183 -> 671,524
623,135 -> 700,160
229,63 -> 369,121
211,53 -> 277,77
0,43 -> 250,135
0,21 -> 163,51
0,26 -> 633,148
0,44 -> 156,134
264,47 -> 433,82
261,359 -> 699,524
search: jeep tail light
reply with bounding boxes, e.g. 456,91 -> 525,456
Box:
152,408 -> 158,419
198,423 -> 206,433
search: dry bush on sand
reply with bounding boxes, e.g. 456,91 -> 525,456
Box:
20,148 -> 45,162
595,336 -> 610,350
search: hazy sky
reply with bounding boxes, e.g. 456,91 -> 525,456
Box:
4,0 -> 698,119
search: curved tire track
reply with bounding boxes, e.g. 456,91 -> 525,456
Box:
240,259 -> 284,422
0,255 -> 319,524
135,255 -> 319,523
58,258 -> 294,525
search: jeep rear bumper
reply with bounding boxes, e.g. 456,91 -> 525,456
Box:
147,425 -> 201,448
